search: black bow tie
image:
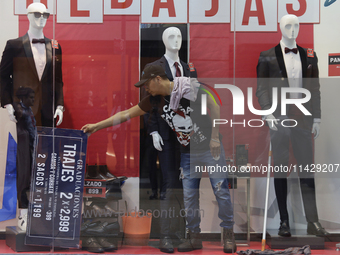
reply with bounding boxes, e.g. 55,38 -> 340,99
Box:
285,47 -> 298,54
32,38 -> 45,44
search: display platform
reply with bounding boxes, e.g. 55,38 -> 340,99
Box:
267,229 -> 325,249
5,226 -> 68,252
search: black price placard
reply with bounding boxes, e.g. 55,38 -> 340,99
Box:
26,127 -> 88,248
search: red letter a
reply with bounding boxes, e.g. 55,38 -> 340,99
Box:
242,0 -> 266,26
152,0 -> 176,17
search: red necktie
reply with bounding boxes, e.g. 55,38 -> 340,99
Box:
174,62 -> 182,77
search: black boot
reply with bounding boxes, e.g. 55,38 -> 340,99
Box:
159,236 -> 174,253
307,222 -> 330,236
177,230 -> 202,252
278,220 -> 291,237
223,228 -> 237,253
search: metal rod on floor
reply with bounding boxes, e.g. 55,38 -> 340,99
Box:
262,142 -> 272,251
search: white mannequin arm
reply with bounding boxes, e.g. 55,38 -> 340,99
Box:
265,114 -> 278,131
151,131 -> 164,151
312,122 -> 320,139
54,105 -> 64,126
4,104 -> 17,123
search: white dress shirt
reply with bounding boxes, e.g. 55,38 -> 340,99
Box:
280,40 -> 320,123
28,31 -> 46,81
280,40 -> 302,99
164,54 -> 184,78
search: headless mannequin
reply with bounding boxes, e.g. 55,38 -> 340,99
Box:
265,15 -> 320,138
4,3 -> 64,126
151,27 -> 183,150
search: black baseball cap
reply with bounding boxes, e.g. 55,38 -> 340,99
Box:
134,65 -> 166,87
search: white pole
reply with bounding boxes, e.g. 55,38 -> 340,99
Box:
262,142 -> 272,251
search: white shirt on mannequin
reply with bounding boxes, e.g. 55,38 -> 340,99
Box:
28,30 -> 46,81
164,54 -> 184,78
280,40 -> 302,99
151,27 -> 185,150
265,14 -> 320,137
4,2 -> 64,126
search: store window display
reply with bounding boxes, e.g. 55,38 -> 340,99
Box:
0,2 -> 64,127
82,64 -> 236,254
256,14 -> 329,237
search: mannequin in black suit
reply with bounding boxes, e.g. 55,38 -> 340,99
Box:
143,27 -> 193,253
0,2 -> 64,231
0,2 -> 64,128
256,14 -> 328,237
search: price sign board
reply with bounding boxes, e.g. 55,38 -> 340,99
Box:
26,127 -> 88,248
83,179 -> 107,198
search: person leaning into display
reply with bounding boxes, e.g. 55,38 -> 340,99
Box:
81,64 -> 236,254
142,26 -> 194,254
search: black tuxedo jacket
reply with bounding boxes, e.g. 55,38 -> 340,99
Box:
144,56 -> 193,140
256,44 -> 321,129
0,33 -> 64,126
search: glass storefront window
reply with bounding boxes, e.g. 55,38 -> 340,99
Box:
0,0 -> 339,254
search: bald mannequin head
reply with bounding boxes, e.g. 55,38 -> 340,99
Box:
280,14 -> 299,48
162,27 -> 182,61
27,2 -> 48,37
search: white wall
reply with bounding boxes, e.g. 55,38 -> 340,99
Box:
0,0 -> 18,54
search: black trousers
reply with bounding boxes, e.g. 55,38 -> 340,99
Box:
270,116 -> 318,224
16,126 -> 32,208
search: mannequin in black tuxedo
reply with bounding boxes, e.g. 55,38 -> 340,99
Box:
256,14 -> 328,237
0,2 -> 64,127
143,27 -> 194,253
0,2 -> 64,231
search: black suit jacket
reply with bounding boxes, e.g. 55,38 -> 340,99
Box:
256,44 -> 321,129
0,33 -> 64,126
144,56 -> 193,140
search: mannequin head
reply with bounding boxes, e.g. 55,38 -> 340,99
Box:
27,3 -> 49,32
280,14 -> 299,46
162,27 -> 182,60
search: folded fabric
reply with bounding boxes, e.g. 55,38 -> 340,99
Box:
170,77 -> 200,111
237,245 -> 311,255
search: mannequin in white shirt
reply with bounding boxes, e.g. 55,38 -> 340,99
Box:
151,27 -> 184,150
257,14 -> 328,238
1,2 -> 64,232
142,26 -> 193,253
4,2 -> 64,126
265,14 -> 320,138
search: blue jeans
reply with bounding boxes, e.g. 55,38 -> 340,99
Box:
180,146 -> 234,233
